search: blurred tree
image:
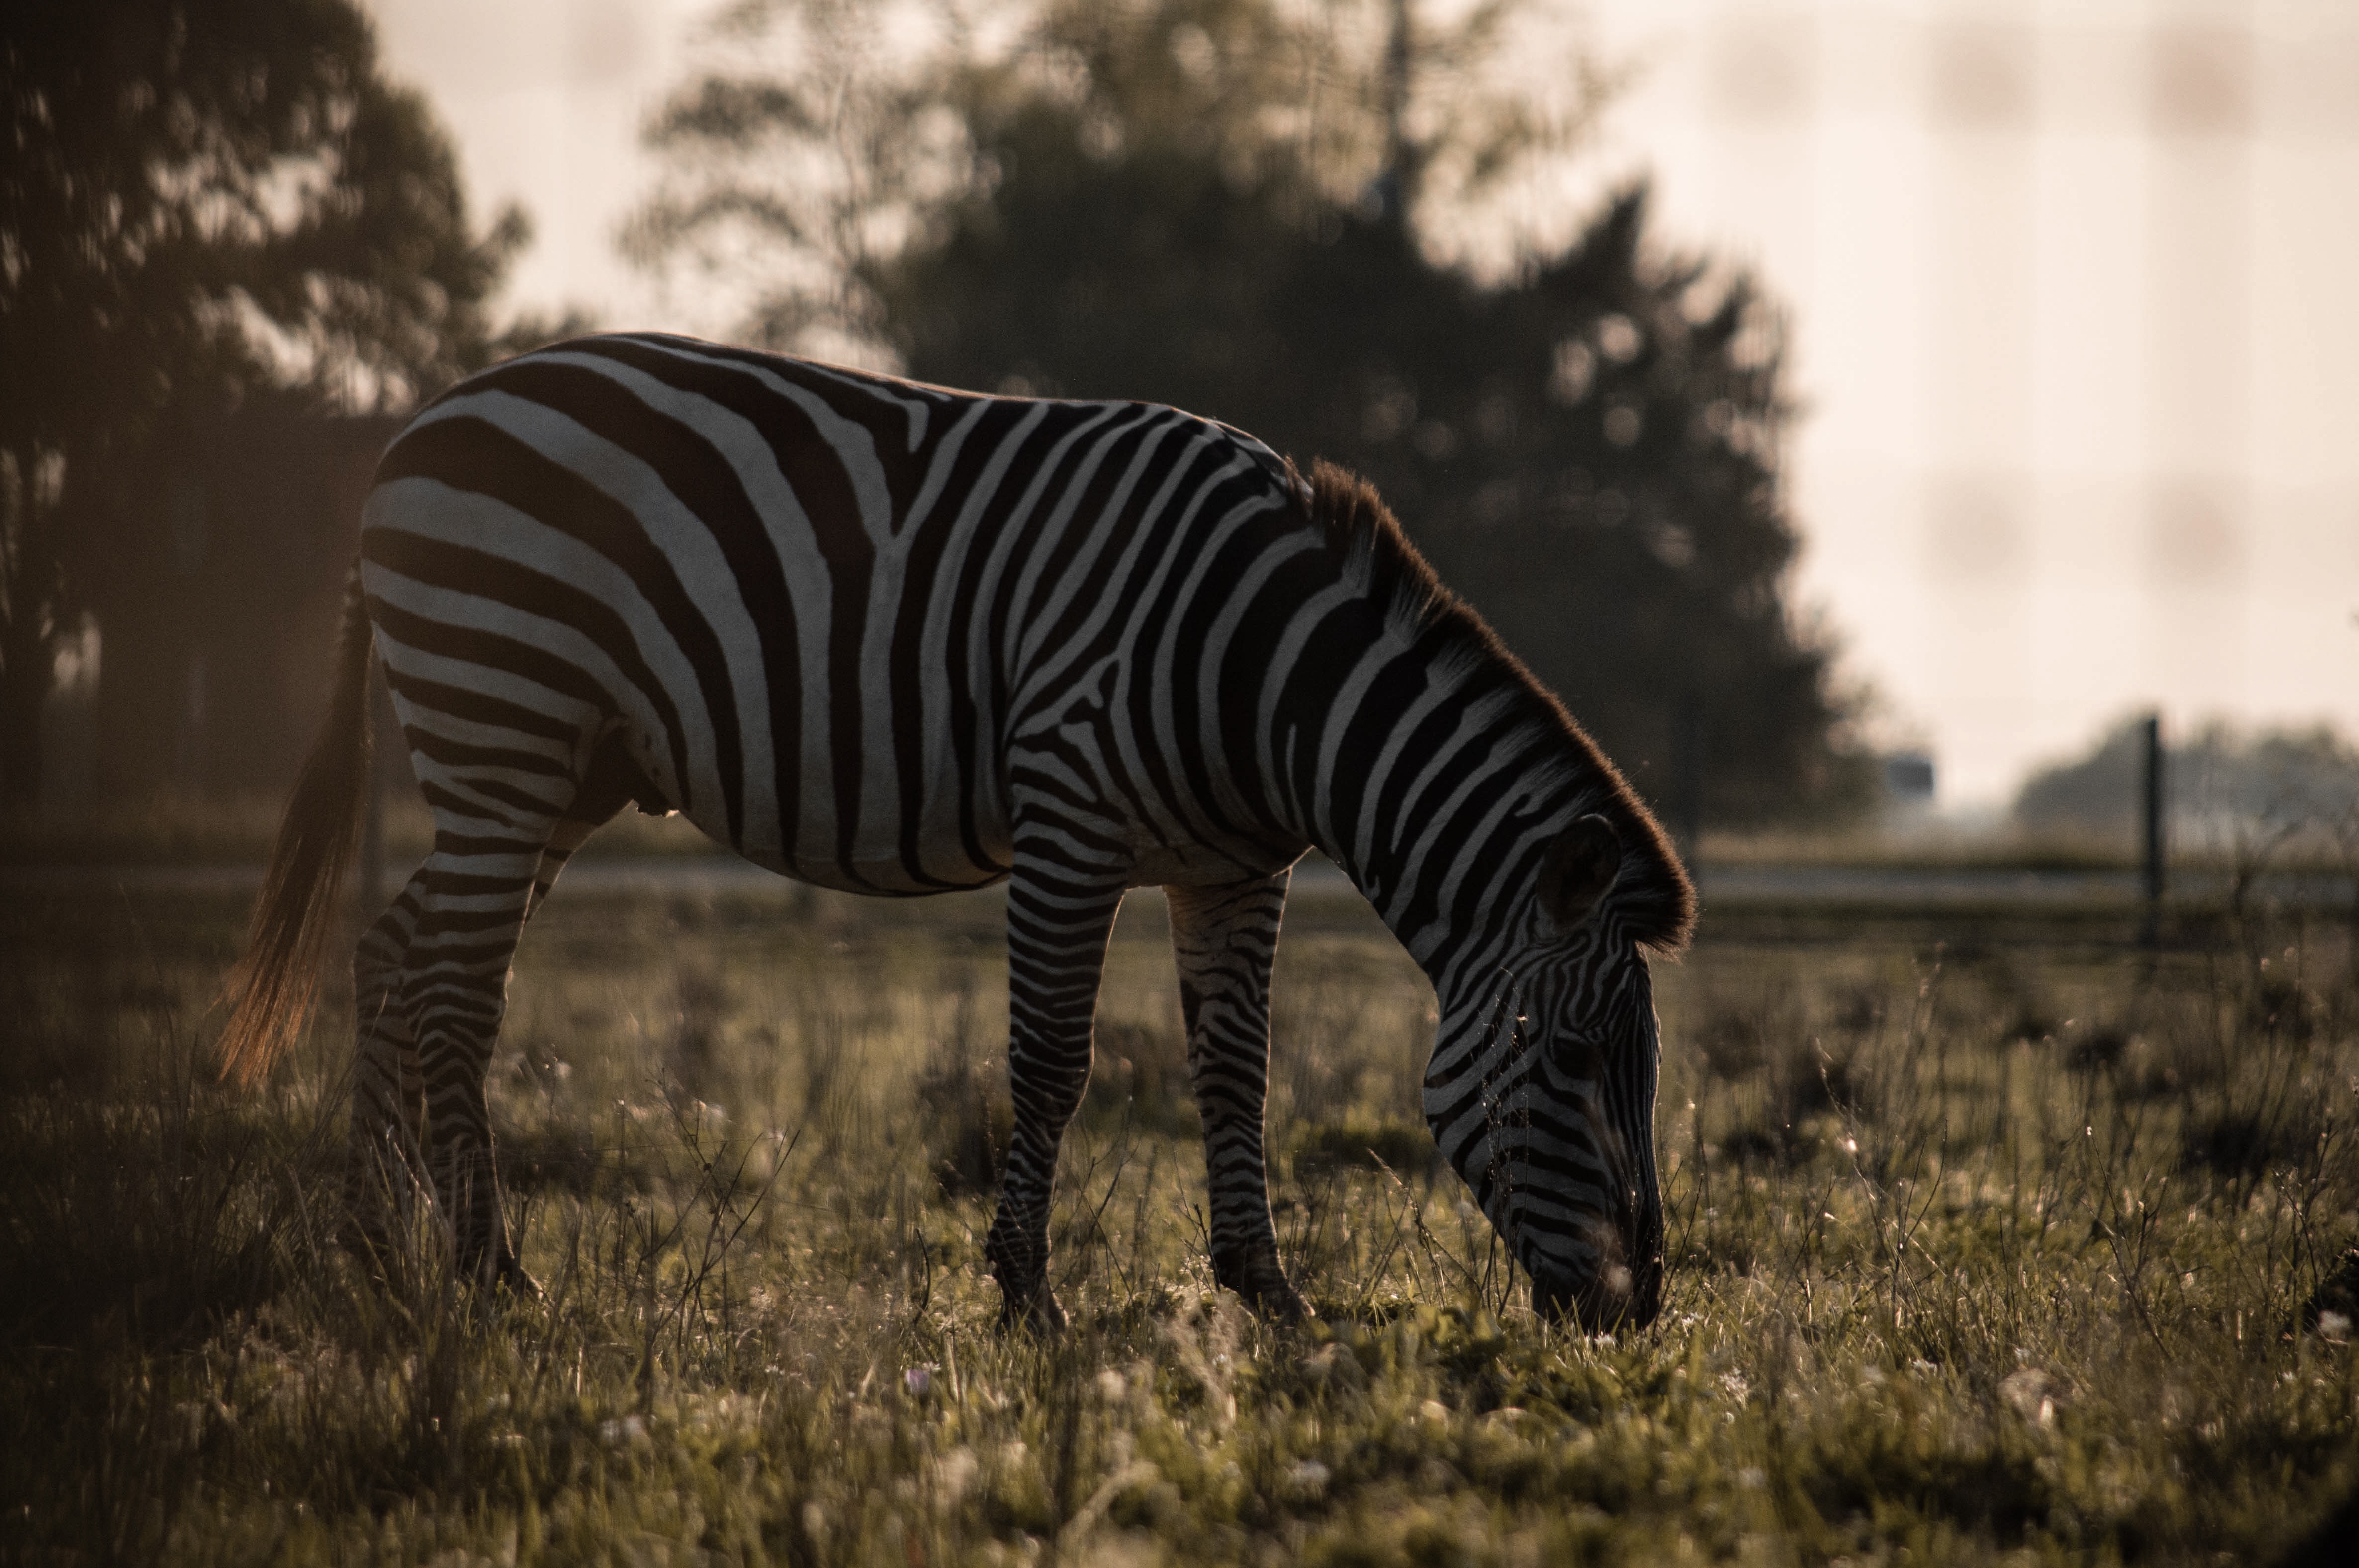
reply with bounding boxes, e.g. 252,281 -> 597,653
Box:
637,0 -> 1868,822
2017,716 -> 2359,852
0,0 -> 532,804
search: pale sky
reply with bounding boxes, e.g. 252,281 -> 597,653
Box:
368,0 -> 2359,809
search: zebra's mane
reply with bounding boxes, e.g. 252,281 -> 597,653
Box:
1300,460 -> 1698,954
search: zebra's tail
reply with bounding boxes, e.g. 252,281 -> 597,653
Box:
217,567 -> 376,1087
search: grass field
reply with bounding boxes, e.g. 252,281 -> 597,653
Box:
4,873 -> 2358,1565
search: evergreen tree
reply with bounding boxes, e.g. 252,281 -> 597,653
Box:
641,0 -> 1868,822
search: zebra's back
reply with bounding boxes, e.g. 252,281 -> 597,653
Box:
360,332 -> 1310,895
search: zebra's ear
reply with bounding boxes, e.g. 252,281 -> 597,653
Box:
1537,814 -> 1622,929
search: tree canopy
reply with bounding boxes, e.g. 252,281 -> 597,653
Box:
0,0 -> 528,802
640,0 -> 1868,823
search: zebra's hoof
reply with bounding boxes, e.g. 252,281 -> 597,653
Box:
1236,1282 -> 1313,1325
458,1248 -> 540,1297
336,1212 -> 393,1261
1212,1244 -> 1313,1325
335,1206 -> 422,1279
997,1286 -> 1067,1336
2297,1248 -> 2359,1340
1264,1285 -> 1315,1325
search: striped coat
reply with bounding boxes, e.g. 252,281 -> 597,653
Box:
221,333 -> 1693,1329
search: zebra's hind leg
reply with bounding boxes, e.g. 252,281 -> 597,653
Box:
344,885 -> 430,1257
982,843 -> 1130,1333
344,735 -> 632,1273
1167,871 -> 1311,1323
401,826 -> 553,1291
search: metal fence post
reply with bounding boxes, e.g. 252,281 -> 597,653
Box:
2140,712 -> 2165,946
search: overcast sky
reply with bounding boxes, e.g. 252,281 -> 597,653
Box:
367,0 -> 2359,810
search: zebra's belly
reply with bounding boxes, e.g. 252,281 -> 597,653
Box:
671,766 -> 1016,898
754,853 -> 1013,897
1121,838 -> 1307,891
693,802 -> 1297,896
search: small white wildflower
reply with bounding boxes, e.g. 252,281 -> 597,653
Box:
933,1446 -> 980,1501
904,1366 -> 934,1397
1999,1369 -> 2056,1429
598,1413 -> 649,1447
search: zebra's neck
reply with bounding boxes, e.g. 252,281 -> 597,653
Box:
1265,462 -> 1689,998
1280,637 -> 1585,998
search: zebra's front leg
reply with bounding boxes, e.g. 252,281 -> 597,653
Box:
344,887 -> 430,1255
1167,871 -> 1310,1323
982,848 -> 1129,1333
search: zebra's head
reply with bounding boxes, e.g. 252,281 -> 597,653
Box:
1429,812 -> 1670,1333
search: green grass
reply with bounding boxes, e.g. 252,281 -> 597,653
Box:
3,879 -> 2357,1565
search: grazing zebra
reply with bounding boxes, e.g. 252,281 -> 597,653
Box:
220,332 -> 1694,1330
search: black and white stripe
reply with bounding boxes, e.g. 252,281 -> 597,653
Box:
342,331 -> 1694,1327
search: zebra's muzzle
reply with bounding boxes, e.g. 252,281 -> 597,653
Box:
1531,1219 -> 1663,1333
1532,1256 -> 1661,1332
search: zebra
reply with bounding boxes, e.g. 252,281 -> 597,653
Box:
219,331 -> 1695,1331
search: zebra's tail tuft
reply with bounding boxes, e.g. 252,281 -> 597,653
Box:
217,568 -> 376,1087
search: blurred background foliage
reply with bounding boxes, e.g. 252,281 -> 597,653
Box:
0,0 -> 579,808
634,0 -> 1875,827
2016,715 -> 2359,862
